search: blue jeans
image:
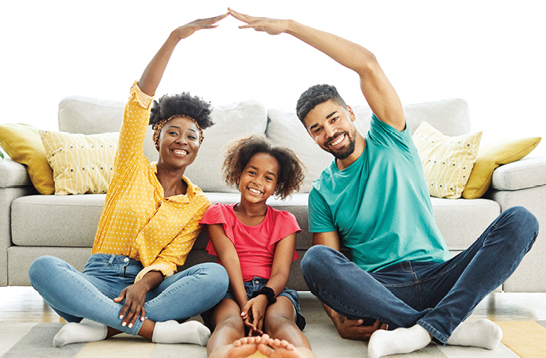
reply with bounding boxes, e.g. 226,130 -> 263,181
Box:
29,254 -> 229,336
301,206 -> 538,344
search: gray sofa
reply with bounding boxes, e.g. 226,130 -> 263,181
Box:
1,95 -> 546,295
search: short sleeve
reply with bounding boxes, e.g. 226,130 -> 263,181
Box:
201,204 -> 235,257
130,81 -> 154,110
308,187 -> 336,233
267,209 -> 301,262
367,114 -> 416,154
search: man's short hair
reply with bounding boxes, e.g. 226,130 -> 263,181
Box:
296,84 -> 347,126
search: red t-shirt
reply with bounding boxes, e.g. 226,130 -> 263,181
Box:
201,203 -> 301,282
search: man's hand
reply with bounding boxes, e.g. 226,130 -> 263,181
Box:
172,12 -> 229,40
329,309 -> 388,341
229,8 -> 289,35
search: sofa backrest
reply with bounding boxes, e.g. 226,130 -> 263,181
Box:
58,96 -> 268,193
58,96 -> 471,194
265,97 -> 472,192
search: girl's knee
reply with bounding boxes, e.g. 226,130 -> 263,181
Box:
264,314 -> 299,338
216,314 -> 245,334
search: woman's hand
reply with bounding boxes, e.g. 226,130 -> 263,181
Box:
241,295 -> 269,336
114,281 -> 149,329
113,271 -> 163,329
228,8 -> 289,35
172,12 -> 229,40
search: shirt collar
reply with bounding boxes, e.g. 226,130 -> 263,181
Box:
151,163 -> 198,201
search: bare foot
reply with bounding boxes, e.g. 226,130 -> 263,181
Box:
209,336 -> 267,358
257,337 -> 316,358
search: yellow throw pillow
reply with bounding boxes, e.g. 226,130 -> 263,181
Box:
40,130 -> 119,195
413,121 -> 482,199
462,137 -> 541,199
0,123 -> 55,195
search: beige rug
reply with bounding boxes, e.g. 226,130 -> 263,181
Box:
4,321 -> 545,357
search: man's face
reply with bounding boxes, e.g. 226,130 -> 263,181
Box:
303,99 -> 357,160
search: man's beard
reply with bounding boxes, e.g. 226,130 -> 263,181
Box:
326,130 -> 356,160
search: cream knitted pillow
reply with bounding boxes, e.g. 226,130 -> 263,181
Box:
40,130 -> 118,195
413,121 -> 482,199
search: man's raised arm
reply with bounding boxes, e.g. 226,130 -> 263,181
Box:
229,8 -> 405,131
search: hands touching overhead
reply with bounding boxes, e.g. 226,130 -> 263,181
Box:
228,8 -> 289,35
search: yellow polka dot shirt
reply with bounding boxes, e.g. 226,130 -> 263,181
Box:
92,82 -> 211,282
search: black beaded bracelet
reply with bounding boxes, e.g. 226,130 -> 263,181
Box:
251,286 -> 277,305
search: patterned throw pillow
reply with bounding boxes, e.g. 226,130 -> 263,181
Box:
413,121 -> 482,199
40,130 -> 119,195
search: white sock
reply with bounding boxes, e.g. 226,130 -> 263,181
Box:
367,324 -> 431,358
152,320 -> 211,346
447,319 -> 502,350
53,318 -> 107,347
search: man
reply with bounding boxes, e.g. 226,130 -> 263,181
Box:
230,8 -> 539,358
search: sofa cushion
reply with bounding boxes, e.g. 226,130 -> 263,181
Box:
11,194 -> 106,247
463,137 -> 541,199
0,123 -> 55,194
266,98 -> 472,192
431,197 -> 500,250
40,130 -> 119,195
413,121 -> 482,199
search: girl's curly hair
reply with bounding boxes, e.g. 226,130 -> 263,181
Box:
223,135 -> 305,200
149,92 -> 214,130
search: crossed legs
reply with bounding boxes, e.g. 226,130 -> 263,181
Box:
302,206 -> 538,357
29,255 -> 228,346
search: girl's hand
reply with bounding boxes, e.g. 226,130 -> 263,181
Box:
114,282 -> 148,329
172,12 -> 229,40
228,8 -> 289,35
241,295 -> 268,336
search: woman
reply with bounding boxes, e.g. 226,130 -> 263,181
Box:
29,13 -> 230,347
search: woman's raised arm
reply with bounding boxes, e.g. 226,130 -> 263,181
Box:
138,13 -> 228,96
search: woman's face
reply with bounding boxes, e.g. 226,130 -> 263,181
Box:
157,116 -> 201,171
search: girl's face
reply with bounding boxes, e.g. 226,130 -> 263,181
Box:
157,116 -> 200,171
239,152 -> 280,205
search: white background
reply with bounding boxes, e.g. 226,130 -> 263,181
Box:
2,1 -> 545,154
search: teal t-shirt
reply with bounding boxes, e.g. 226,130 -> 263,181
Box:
308,114 -> 450,272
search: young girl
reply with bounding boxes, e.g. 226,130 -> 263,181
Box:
201,136 -> 315,358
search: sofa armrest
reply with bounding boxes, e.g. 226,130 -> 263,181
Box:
0,157 -> 32,188
491,156 -> 546,191
0,157 -> 36,285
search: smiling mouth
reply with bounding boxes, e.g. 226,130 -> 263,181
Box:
172,149 -> 189,156
328,133 -> 345,147
248,187 -> 262,195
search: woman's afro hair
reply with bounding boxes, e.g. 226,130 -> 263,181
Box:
222,135 -> 305,200
149,92 -> 214,130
